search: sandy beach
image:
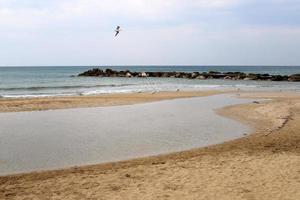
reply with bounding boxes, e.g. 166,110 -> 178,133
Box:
0,91 -> 300,199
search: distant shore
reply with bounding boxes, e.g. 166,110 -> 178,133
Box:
1,91 -> 300,199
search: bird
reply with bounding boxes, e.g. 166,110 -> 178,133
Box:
115,26 -> 121,37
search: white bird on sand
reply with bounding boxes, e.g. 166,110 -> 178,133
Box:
115,26 -> 121,37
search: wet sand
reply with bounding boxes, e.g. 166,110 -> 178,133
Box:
0,91 -> 300,199
0,90 -> 221,113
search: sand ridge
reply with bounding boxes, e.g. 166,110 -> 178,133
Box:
0,90 -> 221,113
0,91 -> 300,199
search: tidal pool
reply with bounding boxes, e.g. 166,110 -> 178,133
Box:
0,94 -> 253,175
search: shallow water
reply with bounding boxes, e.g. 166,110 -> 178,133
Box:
0,94 -> 253,175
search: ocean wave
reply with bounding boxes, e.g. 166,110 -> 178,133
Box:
0,84 -> 135,91
0,94 -> 75,98
1,83 -> 299,99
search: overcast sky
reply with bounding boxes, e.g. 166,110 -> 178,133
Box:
0,0 -> 299,66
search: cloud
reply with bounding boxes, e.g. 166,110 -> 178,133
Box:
0,0 -> 299,65
0,0 -> 238,28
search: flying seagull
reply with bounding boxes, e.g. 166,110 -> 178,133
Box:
115,26 -> 121,37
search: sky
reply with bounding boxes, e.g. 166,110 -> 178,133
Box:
0,0 -> 299,66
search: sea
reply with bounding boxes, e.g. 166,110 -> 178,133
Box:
0,66 -> 300,98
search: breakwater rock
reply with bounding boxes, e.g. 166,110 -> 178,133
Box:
78,68 -> 300,82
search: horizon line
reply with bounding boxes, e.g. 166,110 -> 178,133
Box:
0,65 -> 300,68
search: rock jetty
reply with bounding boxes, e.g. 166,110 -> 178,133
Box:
78,68 -> 300,82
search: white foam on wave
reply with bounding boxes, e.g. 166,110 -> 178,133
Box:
0,93 -> 77,99
1,81 -> 299,98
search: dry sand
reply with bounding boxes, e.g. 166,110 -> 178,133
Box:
0,91 -> 300,200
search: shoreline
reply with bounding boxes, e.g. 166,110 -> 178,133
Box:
0,90 -> 223,113
1,91 -> 300,199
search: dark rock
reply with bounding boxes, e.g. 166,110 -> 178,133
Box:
175,72 -> 182,78
259,74 -> 272,80
117,71 -> 126,77
208,73 -> 227,79
168,72 -> 176,78
105,68 -> 114,75
282,76 -> 289,81
236,74 -> 247,79
131,72 -> 139,77
271,75 -> 286,81
77,68 -> 295,82
223,72 -> 245,80
151,72 -> 162,77
288,74 -> 300,82
145,72 -> 154,77
208,71 -> 221,74
191,72 -> 199,78
245,73 -> 259,80
78,68 -> 104,76
180,73 -> 189,78
225,71 -> 245,75
161,72 -> 170,78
